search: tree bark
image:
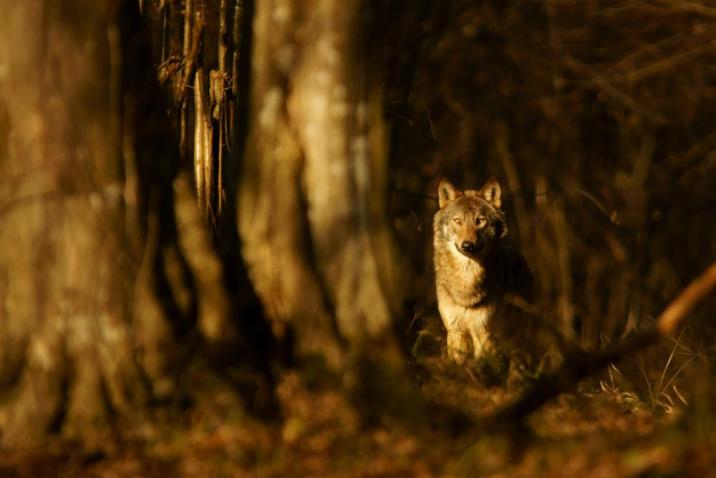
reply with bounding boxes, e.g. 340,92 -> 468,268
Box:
0,0 -> 138,445
239,0 -> 404,372
0,0 -> 273,446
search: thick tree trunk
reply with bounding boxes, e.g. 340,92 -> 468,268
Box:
0,0 -> 141,445
239,1 -> 404,371
0,0 -> 272,446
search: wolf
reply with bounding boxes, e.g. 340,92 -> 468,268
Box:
433,177 -> 534,366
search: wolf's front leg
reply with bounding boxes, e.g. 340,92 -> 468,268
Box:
468,325 -> 491,360
446,328 -> 471,364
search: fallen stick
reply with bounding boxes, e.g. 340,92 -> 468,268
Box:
489,261 -> 716,425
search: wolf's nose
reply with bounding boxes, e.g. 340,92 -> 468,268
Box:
461,241 -> 475,253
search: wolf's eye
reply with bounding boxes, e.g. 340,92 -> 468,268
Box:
476,216 -> 486,225
452,217 -> 462,225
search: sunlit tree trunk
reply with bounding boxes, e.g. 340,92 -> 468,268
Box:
0,0 -> 273,446
239,0 -> 406,383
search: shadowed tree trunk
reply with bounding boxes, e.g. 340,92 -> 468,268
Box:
0,0 -> 273,446
239,0 -> 411,411
0,0 -> 419,446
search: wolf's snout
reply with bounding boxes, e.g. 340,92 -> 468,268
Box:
460,241 -> 476,253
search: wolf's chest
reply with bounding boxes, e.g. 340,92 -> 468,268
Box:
438,298 -> 492,327
439,250 -> 488,305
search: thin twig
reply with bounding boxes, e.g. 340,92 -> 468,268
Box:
653,0 -> 716,19
178,10 -> 204,107
562,55 -> 668,125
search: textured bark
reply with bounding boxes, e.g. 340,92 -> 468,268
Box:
0,0 -> 141,445
239,0 -> 403,368
0,0 -> 272,446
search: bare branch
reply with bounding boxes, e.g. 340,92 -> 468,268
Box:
489,261 -> 716,426
658,261 -> 716,335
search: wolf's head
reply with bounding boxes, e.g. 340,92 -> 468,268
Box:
435,177 -> 508,259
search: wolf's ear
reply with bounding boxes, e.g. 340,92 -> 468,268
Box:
438,178 -> 461,209
480,177 -> 502,209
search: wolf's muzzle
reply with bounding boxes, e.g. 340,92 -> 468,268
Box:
461,241 -> 476,253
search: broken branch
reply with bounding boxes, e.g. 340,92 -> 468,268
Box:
489,261 -> 716,426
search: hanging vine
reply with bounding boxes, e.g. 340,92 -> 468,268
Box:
151,0 -> 242,228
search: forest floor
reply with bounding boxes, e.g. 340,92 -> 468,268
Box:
2,334 -> 715,477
